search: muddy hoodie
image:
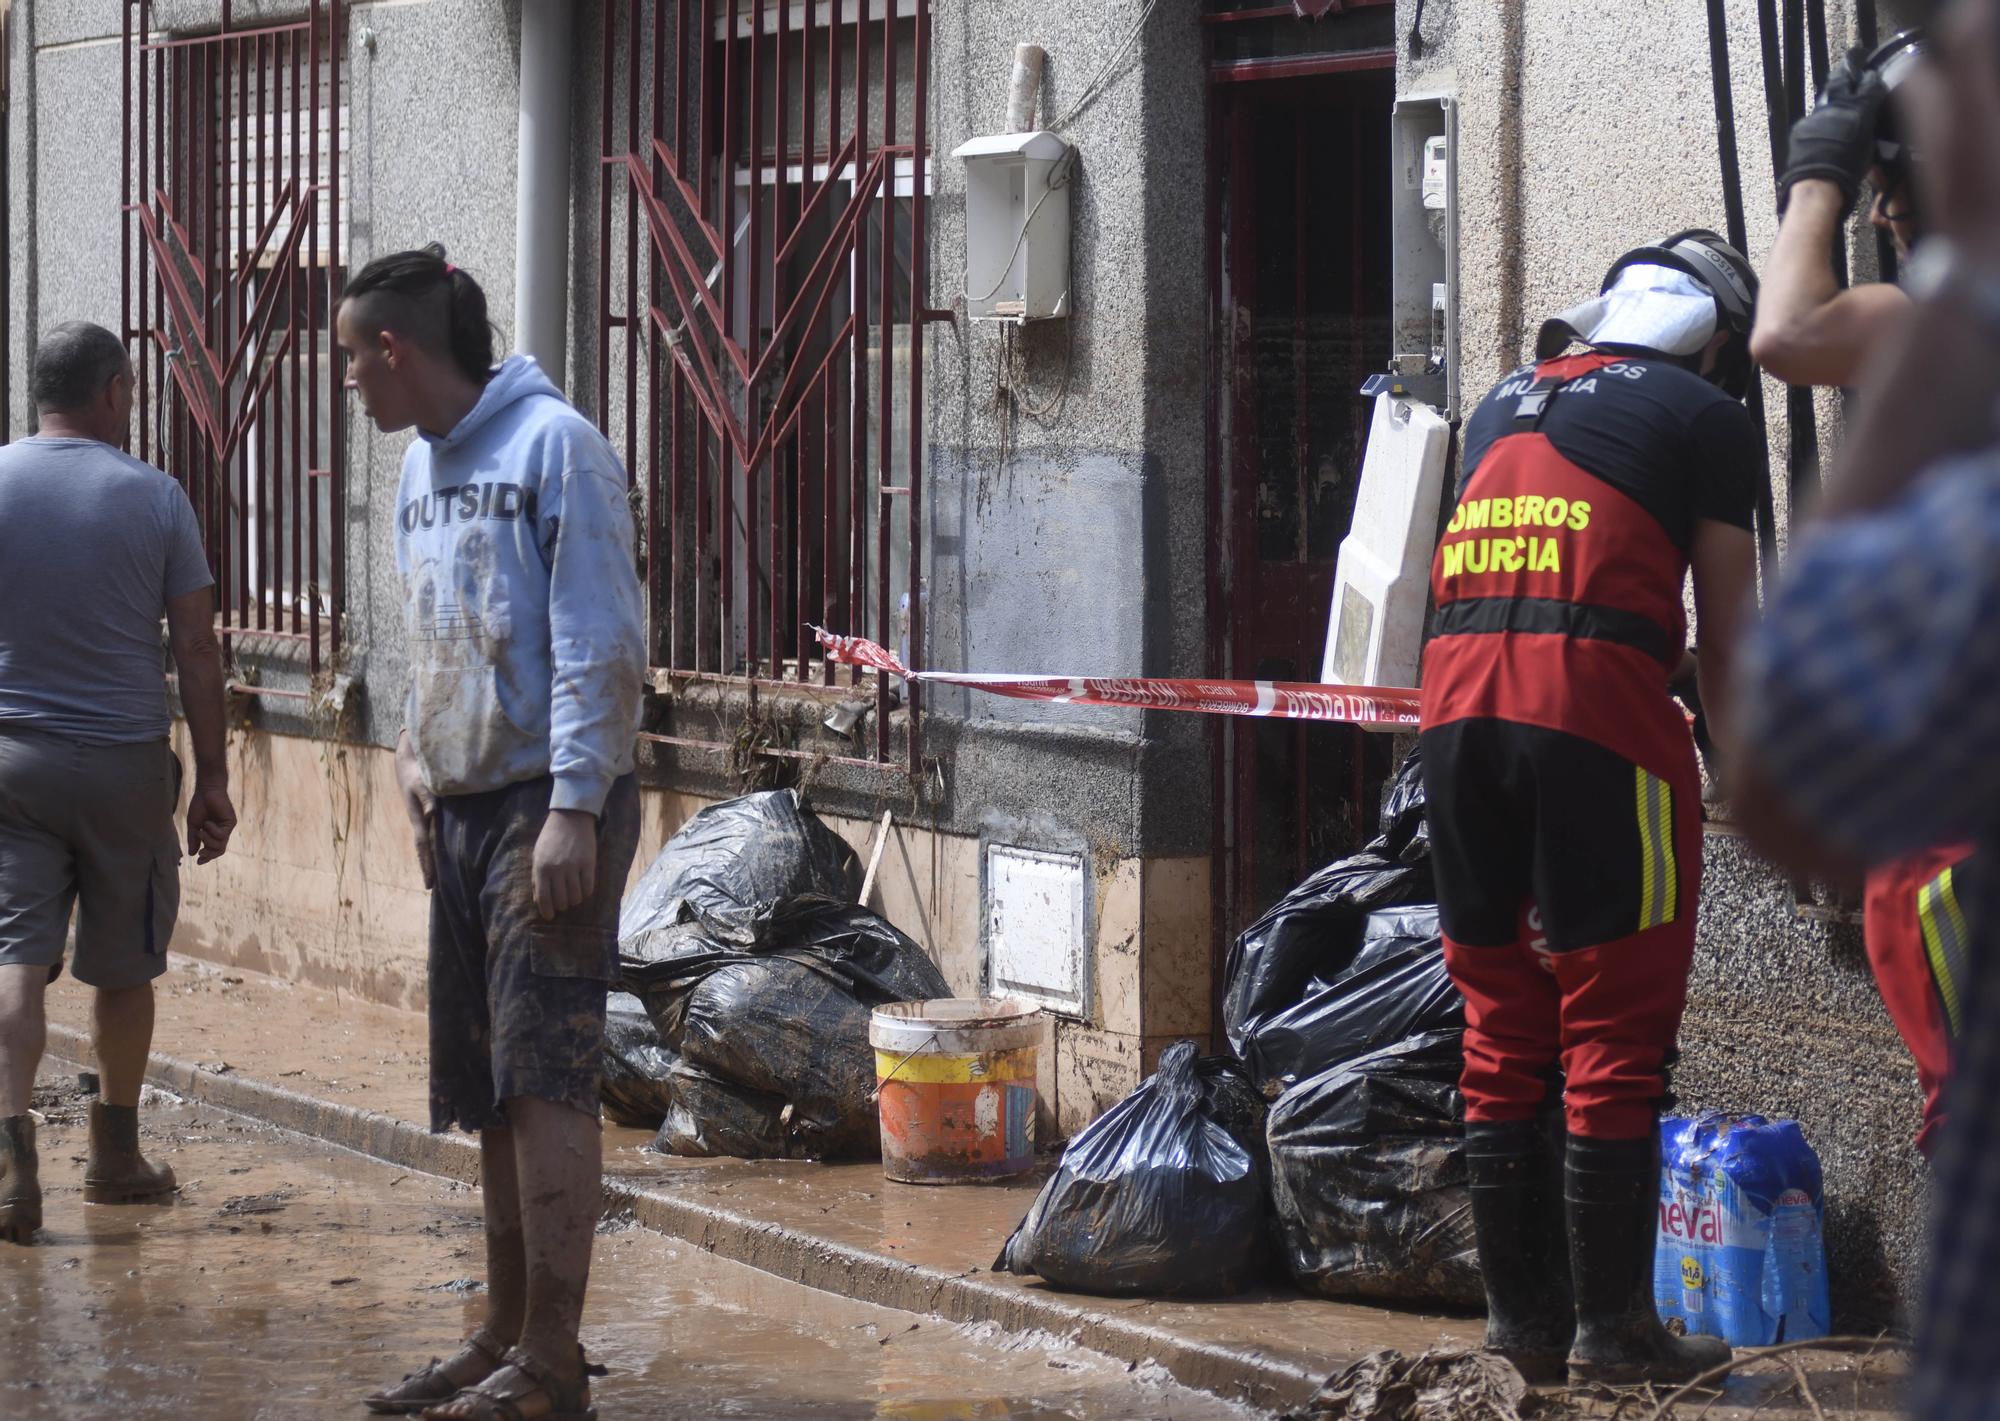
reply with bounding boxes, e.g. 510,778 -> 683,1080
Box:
394,354 -> 644,815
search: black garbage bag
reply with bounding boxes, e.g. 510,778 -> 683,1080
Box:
1367,749 -> 1430,865
677,957 -> 881,1156
1266,1028 -> 1480,1308
653,1059 -> 798,1159
618,790 -> 861,951
617,894 -> 950,1160
1243,906 -> 1463,1092
1224,852 -> 1442,1090
996,1041 -> 1271,1298
600,992 -> 678,1129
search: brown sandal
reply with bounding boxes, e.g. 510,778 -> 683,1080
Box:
364,1328 -> 509,1414
417,1346 -> 597,1421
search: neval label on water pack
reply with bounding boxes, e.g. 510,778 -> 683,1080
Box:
1655,1113 -> 1831,1348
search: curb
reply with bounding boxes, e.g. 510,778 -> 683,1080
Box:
45,1024 -> 1321,1412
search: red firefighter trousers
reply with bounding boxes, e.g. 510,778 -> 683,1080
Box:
1422,718 -> 1703,1140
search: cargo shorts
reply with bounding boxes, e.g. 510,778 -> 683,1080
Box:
427,773 -> 641,1134
0,731 -> 182,989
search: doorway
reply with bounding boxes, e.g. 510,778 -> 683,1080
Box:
1209,62 -> 1399,960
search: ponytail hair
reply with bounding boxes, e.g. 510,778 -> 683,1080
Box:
340,243 -> 498,385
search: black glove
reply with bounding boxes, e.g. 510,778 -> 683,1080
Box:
1778,49 -> 1889,215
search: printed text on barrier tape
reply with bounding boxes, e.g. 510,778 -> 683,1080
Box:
812,629 -> 1422,730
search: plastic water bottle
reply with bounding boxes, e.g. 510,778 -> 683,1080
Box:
1655,1113 -> 1830,1347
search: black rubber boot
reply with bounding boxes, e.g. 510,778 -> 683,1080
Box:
84,1102 -> 177,1204
1565,1132 -> 1732,1386
0,1114 -> 41,1243
1465,1114 -> 1574,1385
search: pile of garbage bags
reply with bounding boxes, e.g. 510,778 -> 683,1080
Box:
1238,753 -> 1479,1307
601,790 -> 949,1159
999,751 -> 1479,1306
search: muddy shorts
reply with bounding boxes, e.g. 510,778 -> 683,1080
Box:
0,731 -> 182,989
427,773 -> 641,1133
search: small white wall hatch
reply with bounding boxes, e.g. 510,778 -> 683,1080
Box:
1323,393 -> 1453,689
986,844 -> 1089,1017
954,131 -> 1074,323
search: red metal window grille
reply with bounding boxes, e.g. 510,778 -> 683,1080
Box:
122,1 -> 348,681
598,0 -> 933,772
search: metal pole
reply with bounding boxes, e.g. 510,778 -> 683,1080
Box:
1706,0 -> 1778,572
515,0 -> 575,387
328,0 -> 343,660
907,0 -> 926,771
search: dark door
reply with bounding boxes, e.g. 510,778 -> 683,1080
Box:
1211,69 -> 1398,954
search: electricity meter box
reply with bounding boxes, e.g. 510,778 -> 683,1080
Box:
1322,394 -> 1453,690
1391,94 -> 1459,419
954,131 -> 1074,323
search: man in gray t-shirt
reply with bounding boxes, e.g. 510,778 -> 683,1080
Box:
0,321 -> 237,1243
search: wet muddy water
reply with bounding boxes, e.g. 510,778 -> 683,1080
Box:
0,1080 -> 1259,1420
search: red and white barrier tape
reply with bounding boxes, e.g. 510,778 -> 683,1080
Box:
813,629 -> 1422,730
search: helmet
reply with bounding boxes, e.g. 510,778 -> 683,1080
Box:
1601,229 -> 1760,398
1865,30 -> 1927,213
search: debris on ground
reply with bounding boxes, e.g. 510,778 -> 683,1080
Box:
215,1189 -> 295,1218
996,1041 -> 1271,1297
32,1078 -> 98,1127
1287,1347 -> 1527,1421
610,790 -> 949,1159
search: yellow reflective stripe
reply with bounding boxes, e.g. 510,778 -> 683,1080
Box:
1656,773 -> 1678,926
1917,868 -> 1970,1038
1637,766 -> 1659,930
874,1049 -> 1038,1085
1635,768 -> 1677,931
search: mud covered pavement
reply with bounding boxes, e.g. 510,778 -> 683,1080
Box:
0,1075 -> 1261,1420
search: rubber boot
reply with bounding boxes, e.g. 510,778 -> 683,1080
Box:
84,1102 -> 177,1204
0,1115 -> 41,1243
1465,1114 -> 1574,1385
1565,1132 -> 1732,1386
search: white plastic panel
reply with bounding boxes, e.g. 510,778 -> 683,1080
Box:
955,130 -> 1074,322
986,845 -> 1089,1017
1322,394 -> 1453,689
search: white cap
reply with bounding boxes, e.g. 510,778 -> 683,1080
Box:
1535,263 -> 1719,360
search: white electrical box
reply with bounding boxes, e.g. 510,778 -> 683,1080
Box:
954,130 -> 1074,323
1391,95 -> 1459,418
1322,394 -> 1453,689
986,844 -> 1089,1017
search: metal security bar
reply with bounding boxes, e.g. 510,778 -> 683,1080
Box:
122,1 -> 347,678
598,0 -> 933,771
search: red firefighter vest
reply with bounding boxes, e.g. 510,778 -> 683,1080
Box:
1420,353 -> 1695,778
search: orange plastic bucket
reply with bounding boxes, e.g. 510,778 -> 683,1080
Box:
870,997 -> 1041,1183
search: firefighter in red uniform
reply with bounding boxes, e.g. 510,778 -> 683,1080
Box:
1422,231 -> 1761,1386
1750,30 -> 1972,1159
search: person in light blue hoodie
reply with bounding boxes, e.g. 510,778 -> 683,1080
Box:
338,245 -> 642,1421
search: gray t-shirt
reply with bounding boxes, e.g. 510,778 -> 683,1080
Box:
0,436 -> 213,743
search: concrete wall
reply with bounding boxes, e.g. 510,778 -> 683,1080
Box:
165,726 -> 1205,1132
921,0 -> 1212,865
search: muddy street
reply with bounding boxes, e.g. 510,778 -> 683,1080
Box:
0,1076 -> 1261,1420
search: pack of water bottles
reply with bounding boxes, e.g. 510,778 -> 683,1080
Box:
1654,1112 -> 1831,1347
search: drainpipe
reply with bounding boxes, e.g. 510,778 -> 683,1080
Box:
514,0 -> 573,389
